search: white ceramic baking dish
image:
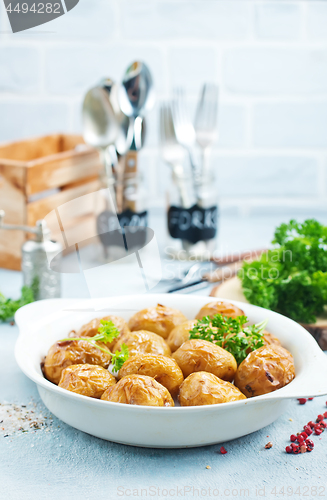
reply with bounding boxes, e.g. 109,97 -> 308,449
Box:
15,294 -> 327,448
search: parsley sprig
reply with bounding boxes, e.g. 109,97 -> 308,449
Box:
189,314 -> 267,364
0,286 -> 35,323
60,319 -> 129,372
240,219 -> 327,323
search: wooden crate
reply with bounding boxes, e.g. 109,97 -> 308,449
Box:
0,134 -> 103,270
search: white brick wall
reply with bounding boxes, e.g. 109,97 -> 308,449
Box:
224,48 -> 327,94
0,47 -> 40,92
120,1 -> 252,40
0,0 -> 326,216
307,2 -> 327,40
255,2 -> 301,40
253,102 -> 327,148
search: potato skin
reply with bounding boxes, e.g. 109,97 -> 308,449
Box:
114,330 -> 171,357
118,354 -> 184,397
128,304 -> 187,339
101,374 -> 174,407
234,345 -> 295,398
195,301 -> 245,320
263,331 -> 281,347
76,315 -> 130,350
179,372 -> 246,406
43,339 -> 111,385
166,320 -> 198,353
58,364 -> 116,398
172,339 -> 237,381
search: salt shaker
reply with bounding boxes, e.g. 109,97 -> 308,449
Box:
0,210 -> 62,300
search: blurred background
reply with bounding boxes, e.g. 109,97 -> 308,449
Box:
0,0 -> 326,217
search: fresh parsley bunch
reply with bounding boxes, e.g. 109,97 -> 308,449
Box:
240,219 -> 327,324
61,320 -> 129,372
0,286 -> 35,322
189,314 -> 267,364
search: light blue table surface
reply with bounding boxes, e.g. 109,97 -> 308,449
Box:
1,213 -> 327,500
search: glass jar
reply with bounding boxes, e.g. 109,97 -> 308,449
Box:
96,173 -> 148,262
166,171 -> 218,260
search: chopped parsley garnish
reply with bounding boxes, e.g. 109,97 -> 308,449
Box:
189,313 -> 267,364
60,319 -> 129,372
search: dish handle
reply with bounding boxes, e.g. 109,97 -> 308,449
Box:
280,352 -> 327,399
15,299 -> 75,334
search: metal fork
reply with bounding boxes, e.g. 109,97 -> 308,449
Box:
159,103 -> 190,207
194,83 -> 219,179
172,88 -> 199,194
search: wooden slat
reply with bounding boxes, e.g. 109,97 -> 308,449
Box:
0,162 -> 27,193
0,250 -> 21,271
61,134 -> 89,151
52,214 -> 98,251
0,134 -> 62,162
0,134 -> 104,270
26,178 -> 102,226
26,150 -> 102,196
0,133 -> 102,195
0,134 -> 87,162
0,169 -> 26,270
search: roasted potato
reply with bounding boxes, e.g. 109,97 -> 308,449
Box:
114,330 -> 171,357
43,339 -> 111,385
234,345 -> 295,397
58,364 -> 116,398
179,371 -> 246,406
166,320 -> 198,353
195,301 -> 245,320
76,315 -> 130,350
101,374 -> 174,407
128,304 -> 187,339
118,354 -> 184,397
263,331 -> 281,347
172,339 -> 237,381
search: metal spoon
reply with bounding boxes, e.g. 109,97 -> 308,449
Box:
82,84 -> 119,208
119,61 -> 155,119
99,78 -> 134,156
119,61 -> 155,159
98,78 -> 135,211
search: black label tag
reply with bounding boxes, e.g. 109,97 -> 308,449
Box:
168,204 -> 218,244
97,209 -> 148,249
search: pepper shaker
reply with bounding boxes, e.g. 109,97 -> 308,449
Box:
0,210 -> 62,300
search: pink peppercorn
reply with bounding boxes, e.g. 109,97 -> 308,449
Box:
307,421 -> 315,428
220,446 -> 227,455
285,445 -> 292,454
290,434 -> 297,442
303,426 -> 312,436
315,428 -> 323,436
298,398 -> 307,405
317,415 -> 324,422
305,439 -> 314,451
324,412 -> 327,418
